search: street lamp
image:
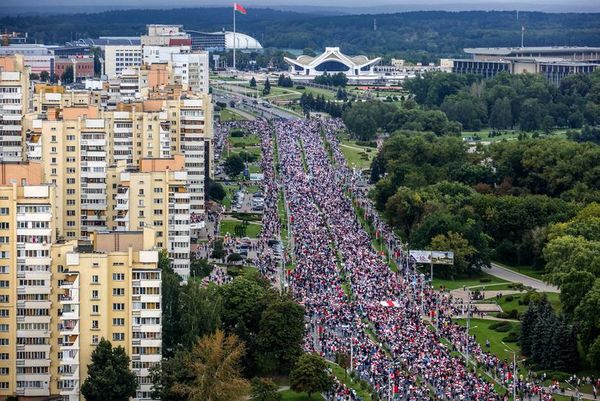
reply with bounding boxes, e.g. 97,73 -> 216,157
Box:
503,341 -> 517,401
465,324 -> 477,368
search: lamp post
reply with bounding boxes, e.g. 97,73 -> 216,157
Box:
503,342 -> 517,401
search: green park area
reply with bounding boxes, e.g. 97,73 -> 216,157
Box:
430,273 -> 508,291
339,140 -> 376,170
220,219 -> 262,238
455,318 -> 520,362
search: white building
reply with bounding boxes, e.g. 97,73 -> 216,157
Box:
104,45 -> 142,79
143,46 -> 209,94
284,47 -> 381,81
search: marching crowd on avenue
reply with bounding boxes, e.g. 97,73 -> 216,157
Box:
217,118 -> 580,401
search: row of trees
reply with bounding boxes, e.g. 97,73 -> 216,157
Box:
314,72 -> 348,87
299,93 -> 347,118
520,297 -> 579,372
404,70 -> 600,132
342,100 -> 461,140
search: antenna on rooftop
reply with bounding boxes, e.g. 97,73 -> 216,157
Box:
521,25 -> 525,48
373,18 -> 377,31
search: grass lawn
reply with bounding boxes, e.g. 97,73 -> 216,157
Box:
339,141 -> 376,170
220,108 -> 247,122
221,183 -> 242,209
248,164 -> 262,174
493,261 -> 545,281
495,292 -> 561,315
454,318 -> 521,362
229,134 -> 260,147
219,219 -> 262,238
431,273 -> 509,291
279,390 -> 325,401
229,146 -> 262,159
327,363 -> 372,401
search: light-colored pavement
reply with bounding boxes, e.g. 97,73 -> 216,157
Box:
488,263 -> 559,293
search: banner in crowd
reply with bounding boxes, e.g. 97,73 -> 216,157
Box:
431,251 -> 454,265
409,250 -> 432,263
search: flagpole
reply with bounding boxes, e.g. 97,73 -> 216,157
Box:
233,4 -> 237,70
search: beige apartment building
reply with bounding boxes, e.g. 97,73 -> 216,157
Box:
0,162 -> 161,401
50,228 -> 161,401
107,155 -> 191,279
0,55 -> 30,162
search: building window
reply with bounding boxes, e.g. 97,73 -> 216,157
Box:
112,333 -> 125,341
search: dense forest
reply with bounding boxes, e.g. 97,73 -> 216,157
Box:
2,9 -> 600,62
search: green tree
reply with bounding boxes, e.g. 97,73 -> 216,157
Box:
190,256 -> 213,278
224,154 -> 245,177
159,250 -> 182,356
289,353 -> 334,400
150,351 -> 189,401
173,330 -> 250,401
489,97 -> 513,129
249,77 -> 257,88
179,282 -> 223,348
263,78 -> 271,96
250,377 -> 281,401
256,298 -> 305,374
39,70 -> 49,82
80,338 -> 138,401
61,65 -> 74,84
29,72 -> 40,81
430,231 -> 476,278
574,279 -> 600,352
519,98 -> 543,131
207,179 -> 226,202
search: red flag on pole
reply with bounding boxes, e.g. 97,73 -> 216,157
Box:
234,3 -> 247,14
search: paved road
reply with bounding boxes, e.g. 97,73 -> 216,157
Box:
488,263 -> 559,293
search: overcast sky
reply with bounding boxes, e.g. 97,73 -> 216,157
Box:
1,0 -> 599,13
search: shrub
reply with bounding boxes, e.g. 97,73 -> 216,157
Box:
231,129 -> 246,137
537,370 -> 571,382
295,85 -> 305,90
502,332 -> 519,343
356,140 -> 377,148
479,278 -> 491,283
216,101 -> 227,108
505,295 -> 514,302
489,321 -> 512,332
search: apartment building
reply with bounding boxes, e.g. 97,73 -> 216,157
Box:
107,155 -> 191,279
104,45 -> 143,79
50,228 -> 161,401
0,162 -> 56,398
0,55 -> 30,162
166,96 -> 213,223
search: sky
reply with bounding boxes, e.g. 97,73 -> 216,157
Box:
1,0 -> 599,13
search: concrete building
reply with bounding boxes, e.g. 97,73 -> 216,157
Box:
107,155 -> 191,279
445,46 -> 600,83
104,45 -> 143,79
54,56 -> 95,82
141,25 -> 190,47
0,162 -> 55,398
0,55 -> 30,162
0,45 -> 53,79
143,46 -> 209,94
51,227 -> 160,401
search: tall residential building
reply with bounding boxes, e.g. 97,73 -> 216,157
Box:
0,55 -> 30,162
104,45 -> 143,79
0,162 -> 56,398
50,228 -> 161,401
167,96 -> 214,222
107,155 -> 191,279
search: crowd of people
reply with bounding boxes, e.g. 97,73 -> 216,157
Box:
260,118 -> 559,401
214,117 -> 568,400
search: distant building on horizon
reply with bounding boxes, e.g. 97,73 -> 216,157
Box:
443,46 -> 600,84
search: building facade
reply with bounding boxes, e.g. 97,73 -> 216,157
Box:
104,45 -> 143,79
0,55 -> 30,162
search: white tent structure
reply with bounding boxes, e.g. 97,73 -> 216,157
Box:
284,47 -> 381,81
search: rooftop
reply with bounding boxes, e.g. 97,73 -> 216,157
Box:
465,46 -> 600,56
